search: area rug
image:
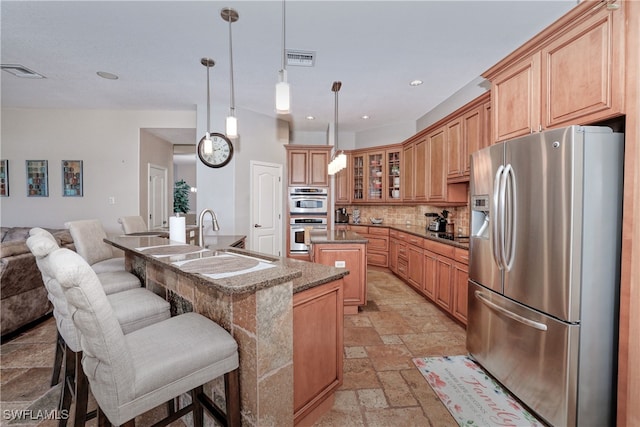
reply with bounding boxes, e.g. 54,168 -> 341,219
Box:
413,355 -> 542,427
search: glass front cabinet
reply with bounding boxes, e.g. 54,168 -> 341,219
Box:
366,152 -> 384,202
387,149 -> 401,201
352,154 -> 364,202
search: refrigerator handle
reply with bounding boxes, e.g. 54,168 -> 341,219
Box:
474,291 -> 548,331
492,165 -> 505,269
505,164 -> 517,270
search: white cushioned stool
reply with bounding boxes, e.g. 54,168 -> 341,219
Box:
50,247 -> 240,427
117,216 -> 147,234
65,219 -> 126,274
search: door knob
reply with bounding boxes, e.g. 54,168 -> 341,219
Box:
254,224 -> 262,228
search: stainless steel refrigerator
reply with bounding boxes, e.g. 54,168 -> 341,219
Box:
467,126 -> 624,427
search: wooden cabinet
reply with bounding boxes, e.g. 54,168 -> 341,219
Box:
414,137 -> 427,201
351,154 -> 365,202
446,118 -> 463,181
389,237 -> 399,273
427,127 -> 447,202
286,146 -> 331,187
365,151 -> 385,202
386,148 -> 402,201
335,152 -> 350,204
293,279 -> 343,424
463,104 -> 484,174
311,242 -> 367,315
407,242 -> 424,291
486,2 -> 624,142
350,225 -> 388,268
452,247 -> 469,325
402,143 -> 415,201
422,250 -> 437,300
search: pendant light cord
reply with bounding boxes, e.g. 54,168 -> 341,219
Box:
281,0 -> 286,71
228,18 -> 235,115
206,64 -> 211,135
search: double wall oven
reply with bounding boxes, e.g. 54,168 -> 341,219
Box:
289,187 -> 328,255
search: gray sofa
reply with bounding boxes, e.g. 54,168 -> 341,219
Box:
0,227 -> 75,337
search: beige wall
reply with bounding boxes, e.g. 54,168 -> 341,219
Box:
139,130 -> 174,226
0,108 -> 195,233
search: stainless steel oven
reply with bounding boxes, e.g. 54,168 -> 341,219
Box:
289,217 -> 327,254
289,187 -> 328,215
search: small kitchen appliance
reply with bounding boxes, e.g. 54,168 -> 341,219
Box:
426,210 -> 449,232
335,208 -> 349,223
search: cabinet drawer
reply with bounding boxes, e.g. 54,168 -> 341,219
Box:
397,258 -> 408,278
406,234 -> 423,247
350,225 -> 369,234
368,227 -> 389,236
397,242 -> 408,259
454,247 -> 469,264
396,231 -> 408,241
367,236 -> 389,252
389,229 -> 400,238
368,251 -> 388,267
423,239 -> 455,258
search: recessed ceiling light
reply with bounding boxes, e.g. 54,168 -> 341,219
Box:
97,71 -> 119,80
409,79 -> 423,86
361,115 -> 370,120
305,116 -> 315,120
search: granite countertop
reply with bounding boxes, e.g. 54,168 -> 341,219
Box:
344,222 -> 469,250
105,235 -> 347,296
309,229 -> 368,244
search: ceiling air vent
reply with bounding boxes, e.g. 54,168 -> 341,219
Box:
1,64 -> 46,79
286,50 -> 315,67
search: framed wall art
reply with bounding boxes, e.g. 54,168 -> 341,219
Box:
0,159 -> 8,197
26,160 -> 48,197
62,160 -> 83,197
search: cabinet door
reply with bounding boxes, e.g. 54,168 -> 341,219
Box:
309,150 -> 329,186
335,154 -> 350,204
414,137 -> 427,201
314,244 -> 366,307
293,279 -> 343,421
463,106 -> 483,175
427,128 -> 447,202
446,118 -> 463,180
422,250 -> 437,300
435,257 -> 453,311
352,155 -> 364,201
452,262 -> 469,325
387,149 -> 401,201
483,101 -> 494,147
541,6 -> 624,128
402,143 -> 415,201
366,151 -> 384,202
389,238 -> 398,273
492,53 -> 541,142
407,244 -> 424,291
288,150 -> 309,185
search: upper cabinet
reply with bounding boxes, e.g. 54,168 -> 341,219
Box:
485,1 -> 625,142
286,145 -> 332,187
352,153 -> 365,202
335,152 -> 350,205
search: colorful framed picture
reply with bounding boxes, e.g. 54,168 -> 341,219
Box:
26,160 -> 48,197
62,160 -> 83,197
0,159 -> 8,197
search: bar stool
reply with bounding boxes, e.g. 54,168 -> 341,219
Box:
117,216 -> 147,234
65,219 -> 126,274
50,247 -> 240,427
27,230 -> 171,427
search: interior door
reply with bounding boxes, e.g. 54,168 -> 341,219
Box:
250,161 -> 282,256
148,164 -> 168,229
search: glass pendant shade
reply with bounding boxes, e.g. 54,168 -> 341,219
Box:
276,70 -> 290,114
226,115 -> 238,138
203,132 -> 213,155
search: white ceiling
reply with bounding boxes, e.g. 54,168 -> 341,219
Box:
1,1 -> 576,141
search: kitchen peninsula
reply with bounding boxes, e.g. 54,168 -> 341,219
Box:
105,235 -> 348,426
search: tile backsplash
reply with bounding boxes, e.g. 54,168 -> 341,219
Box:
341,204 -> 470,236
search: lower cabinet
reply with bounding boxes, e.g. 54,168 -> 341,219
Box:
407,243 -> 424,291
350,225 -> 389,268
311,242 -> 367,315
452,261 -> 469,324
293,279 -> 344,424
434,256 -> 454,311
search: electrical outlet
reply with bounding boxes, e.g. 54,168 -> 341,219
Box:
335,260 -> 346,268
108,196 -> 115,205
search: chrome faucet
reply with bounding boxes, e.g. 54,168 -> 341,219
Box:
198,208 -> 220,247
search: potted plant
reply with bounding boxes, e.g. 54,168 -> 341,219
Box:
173,179 -> 191,215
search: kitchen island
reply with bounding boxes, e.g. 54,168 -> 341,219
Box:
105,235 -> 348,426
309,229 -> 368,314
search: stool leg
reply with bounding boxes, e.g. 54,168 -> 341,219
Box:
224,369 -> 241,427
191,386 -> 204,427
58,345 -> 74,427
51,331 -> 64,386
73,351 -> 89,427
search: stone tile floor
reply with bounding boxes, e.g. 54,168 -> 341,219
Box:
0,267 -> 465,426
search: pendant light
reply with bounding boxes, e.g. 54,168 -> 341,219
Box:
201,58 -> 215,155
328,81 -> 346,175
221,7 -> 239,139
275,0 -> 290,114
